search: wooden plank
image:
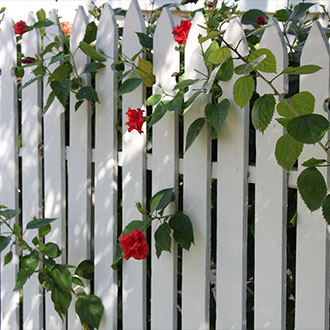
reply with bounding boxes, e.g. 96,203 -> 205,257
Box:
254,18 -> 288,330
21,12 -> 43,330
121,0 -> 146,328
67,6 -> 91,329
0,16 -> 19,330
94,4 -> 118,330
43,9 -> 66,330
216,18 -> 249,330
151,7 -> 179,330
295,21 -> 330,330
182,12 -> 211,330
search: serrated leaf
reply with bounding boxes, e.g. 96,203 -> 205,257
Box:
302,158 -> 327,167
297,167 -> 327,211
75,260 -> 94,280
233,76 -> 255,108
75,294 -> 104,329
155,223 -> 172,258
79,41 -> 106,62
169,212 -> 194,250
51,286 -> 72,320
26,217 -> 57,229
205,99 -> 230,131
150,188 -> 175,213
0,236 -> 11,253
322,194 -> 330,224
275,134 -> 303,171
276,117 -> 290,129
136,32 -> 153,49
149,101 -> 168,126
252,94 -> 276,132
118,78 -> 142,96
241,9 -> 267,24
208,46 -> 231,65
146,94 -> 162,106
50,79 -> 71,108
76,86 -> 100,103
83,22 -> 97,43
83,62 -> 105,74
248,48 -> 276,73
287,114 -> 329,144
4,251 -> 13,265
138,58 -> 155,87
185,118 -> 205,152
50,264 -> 72,292
281,65 -> 322,75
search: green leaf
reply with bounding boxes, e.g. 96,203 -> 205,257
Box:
33,19 -> 54,29
32,237 -> 39,246
208,47 -> 231,65
14,270 -> 28,291
138,57 -> 155,87
173,79 -> 199,90
252,94 -> 276,132
275,117 -> 289,129
13,224 -> 21,236
241,9 -> 267,24
76,86 -> 100,103
216,58 -> 234,81
150,188 -> 175,213
277,91 -> 315,119
155,223 -> 172,258
0,236 -> 11,253
234,54 -> 267,75
72,276 -> 85,287
149,101 -> 168,126
38,268 -> 54,291
111,242 -> 124,271
75,294 -> 104,329
21,75 -> 43,90
204,40 -> 219,65
205,99 -> 230,131
42,91 -> 55,116
248,48 -> 276,73
275,134 -> 303,171
291,2 -> 315,19
50,264 -> 72,292
302,158 -> 327,167
185,118 -> 205,152
146,94 -> 162,106
33,65 -> 46,76
281,65 -> 322,75
75,101 -> 84,111
287,114 -> 329,144
297,167 -> 327,211
0,208 -> 19,220
82,62 -> 105,74
49,62 -> 72,82
39,224 -> 51,237
50,79 -> 71,108
21,250 -> 39,277
198,31 -> 220,43
136,32 -> 153,49
274,8 -> 290,22
41,242 -> 61,258
182,90 -> 203,110
122,220 -> 146,235
4,251 -> 13,265
75,260 -> 94,280
49,53 -> 70,65
26,217 -> 57,229
51,286 -> 72,320
322,194 -> 330,224
118,78 -> 142,96
79,41 -> 106,62
233,76 -> 255,108
167,94 -> 183,111
169,212 -> 194,250
36,8 -> 46,21
83,22 -> 97,43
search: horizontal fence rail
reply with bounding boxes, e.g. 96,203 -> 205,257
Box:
0,1 -> 329,329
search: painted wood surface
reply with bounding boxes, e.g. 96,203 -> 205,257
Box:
67,6 -> 91,329
216,18 -> 249,330
151,7 -> 179,330
0,16 -> 19,330
182,12 -> 211,330
295,21 -> 330,330
254,18 -> 288,330
94,4 -> 118,330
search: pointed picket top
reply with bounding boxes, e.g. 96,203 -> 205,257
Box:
70,6 -> 88,53
224,17 -> 248,56
96,3 -> 118,57
154,7 -> 175,47
0,17 -> 16,69
47,9 -> 61,38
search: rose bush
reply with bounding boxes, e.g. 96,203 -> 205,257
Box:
120,229 -> 149,260
125,108 -> 145,134
172,19 -> 192,45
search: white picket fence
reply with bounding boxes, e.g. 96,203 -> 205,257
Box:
0,0 -> 329,329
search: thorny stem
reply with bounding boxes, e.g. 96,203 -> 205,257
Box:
220,36 -> 330,158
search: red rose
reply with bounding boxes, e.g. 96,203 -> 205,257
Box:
120,229 -> 149,260
13,20 -> 29,36
256,16 -> 267,25
207,2 -> 213,9
125,108 -> 144,134
172,20 -> 192,45
21,57 -> 36,64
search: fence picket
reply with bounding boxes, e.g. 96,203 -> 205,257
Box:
21,12 -> 43,330
121,0 -> 147,328
182,12 -> 211,330
295,21 -> 330,330
42,10 -> 66,330
151,7 -> 179,330
0,16 -> 19,330
94,4 -> 118,330
254,18 -> 288,330
216,18 -> 249,330
67,6 -> 91,329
